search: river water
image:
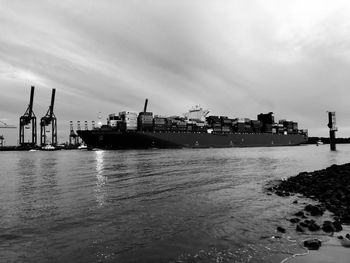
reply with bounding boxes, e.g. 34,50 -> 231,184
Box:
1,144 -> 350,263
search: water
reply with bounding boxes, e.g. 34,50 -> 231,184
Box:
1,144 -> 350,263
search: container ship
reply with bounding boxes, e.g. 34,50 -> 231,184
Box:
77,99 -> 308,149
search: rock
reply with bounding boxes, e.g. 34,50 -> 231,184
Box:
338,235 -> 344,240
340,236 -> 350,247
277,226 -> 286,233
290,218 -> 300,224
268,162 -> 350,231
300,221 -> 308,228
333,221 -> 343,232
304,204 -> 325,216
341,214 -> 350,224
296,224 -> 304,232
346,233 -> 350,239
304,239 -> 322,250
322,221 -> 336,233
294,211 -> 305,217
308,222 -> 320,232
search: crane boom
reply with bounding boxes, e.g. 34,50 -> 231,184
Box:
49,88 -> 56,119
0,120 -> 16,128
28,86 -> 35,118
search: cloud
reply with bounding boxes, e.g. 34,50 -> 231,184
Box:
1,0 -> 350,144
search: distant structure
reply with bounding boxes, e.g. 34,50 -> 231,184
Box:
40,89 -> 57,146
76,121 -> 81,144
69,121 -> 78,145
97,112 -> 102,128
0,120 -> 16,146
19,86 -> 37,146
327,111 -> 337,151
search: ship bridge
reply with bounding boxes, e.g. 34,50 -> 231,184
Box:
183,105 -> 209,122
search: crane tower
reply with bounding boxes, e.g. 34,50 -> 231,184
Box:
19,86 -> 37,146
40,89 -> 57,146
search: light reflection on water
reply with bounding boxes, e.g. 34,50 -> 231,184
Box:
95,150 -> 107,207
1,144 -> 350,262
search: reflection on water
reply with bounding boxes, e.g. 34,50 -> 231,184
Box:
16,155 -> 37,222
95,150 -> 107,207
38,155 -> 59,219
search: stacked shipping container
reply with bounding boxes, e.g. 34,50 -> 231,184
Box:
106,109 -> 302,136
138,112 -> 153,131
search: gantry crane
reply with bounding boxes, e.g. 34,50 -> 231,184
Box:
40,88 -> 57,146
0,120 -> 16,146
19,86 -> 37,146
69,121 -> 78,145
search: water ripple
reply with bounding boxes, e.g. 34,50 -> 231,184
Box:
1,145 -> 350,262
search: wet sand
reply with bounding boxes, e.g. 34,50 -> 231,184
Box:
287,228 -> 350,263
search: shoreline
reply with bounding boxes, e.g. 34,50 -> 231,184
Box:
268,163 -> 350,262
286,226 -> 350,263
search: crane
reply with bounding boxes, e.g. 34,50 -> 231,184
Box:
69,121 -> 78,146
0,120 -> 16,128
40,88 -> 57,146
19,86 -> 37,146
0,120 -> 16,147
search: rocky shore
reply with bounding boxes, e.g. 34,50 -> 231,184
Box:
268,163 -> 350,250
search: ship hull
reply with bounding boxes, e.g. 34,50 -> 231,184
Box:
77,130 -> 308,149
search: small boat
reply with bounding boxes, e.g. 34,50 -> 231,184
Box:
316,140 -> 323,146
78,144 -> 88,150
41,144 -> 56,151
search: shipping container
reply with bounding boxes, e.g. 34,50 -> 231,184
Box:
221,126 -> 231,131
292,122 -> 298,130
264,123 -> 272,133
251,120 -> 261,126
258,112 -> 274,124
206,116 -> 220,125
278,119 -> 286,124
108,120 -> 119,127
139,112 -> 153,116
153,117 -> 166,125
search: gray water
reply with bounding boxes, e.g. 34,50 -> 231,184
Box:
1,144 -> 349,263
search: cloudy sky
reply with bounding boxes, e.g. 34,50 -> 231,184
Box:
1,0 -> 350,144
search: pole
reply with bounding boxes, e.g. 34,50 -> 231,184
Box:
327,111 -> 337,151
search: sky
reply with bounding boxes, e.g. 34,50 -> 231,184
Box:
1,0 -> 350,145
